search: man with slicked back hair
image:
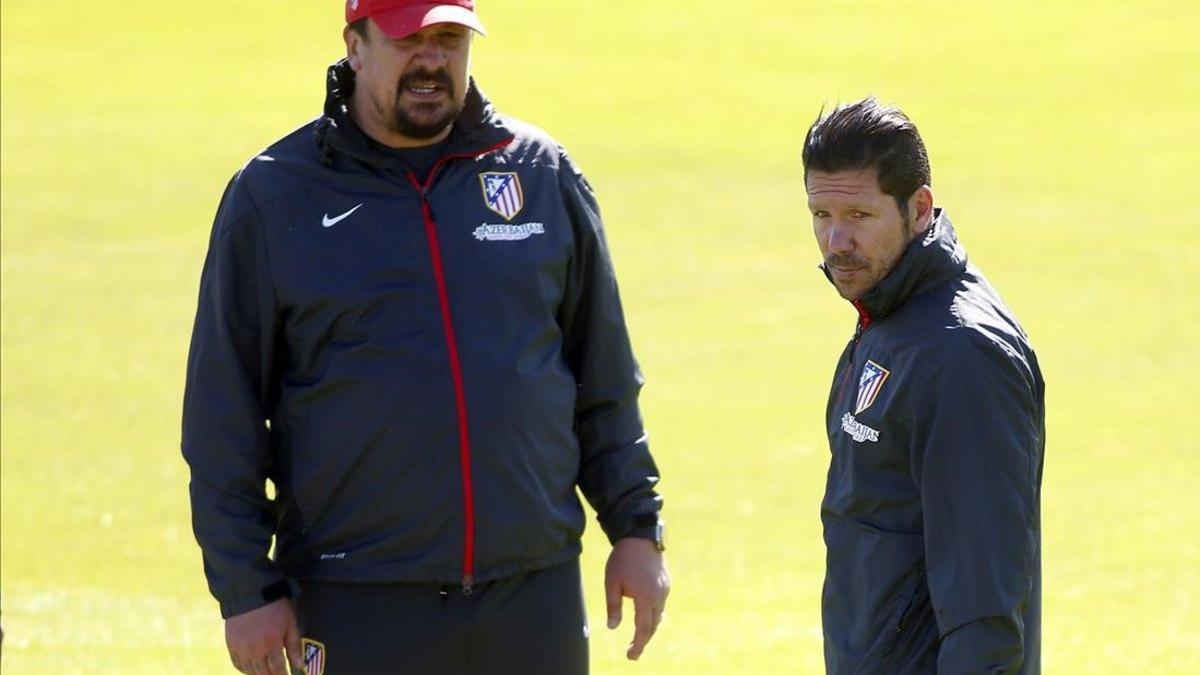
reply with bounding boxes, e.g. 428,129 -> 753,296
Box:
804,97 -> 1044,674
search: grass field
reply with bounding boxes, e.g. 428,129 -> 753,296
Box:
3,1 -> 1199,672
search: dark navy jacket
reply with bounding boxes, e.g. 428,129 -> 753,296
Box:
822,211 -> 1044,673
182,61 -> 661,618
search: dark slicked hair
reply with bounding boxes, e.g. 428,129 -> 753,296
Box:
802,97 -> 931,213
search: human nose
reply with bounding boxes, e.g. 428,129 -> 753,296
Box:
825,218 -> 854,255
412,36 -> 447,66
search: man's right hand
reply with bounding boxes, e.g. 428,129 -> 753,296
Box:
225,598 -> 306,675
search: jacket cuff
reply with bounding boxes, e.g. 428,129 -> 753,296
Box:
603,511 -> 662,545
218,578 -> 300,619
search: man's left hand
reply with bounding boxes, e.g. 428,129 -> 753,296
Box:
604,537 -> 670,660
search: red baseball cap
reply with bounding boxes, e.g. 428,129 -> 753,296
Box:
346,0 -> 486,40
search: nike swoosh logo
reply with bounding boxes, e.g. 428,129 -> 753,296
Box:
322,203 -> 363,228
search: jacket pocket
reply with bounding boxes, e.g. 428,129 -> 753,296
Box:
880,574 -> 925,660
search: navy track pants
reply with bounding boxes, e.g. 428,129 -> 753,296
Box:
293,559 -> 588,675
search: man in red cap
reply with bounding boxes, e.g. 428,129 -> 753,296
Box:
182,2 -> 669,673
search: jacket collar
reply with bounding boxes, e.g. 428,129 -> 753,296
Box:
823,208 -> 968,323
314,58 -> 511,169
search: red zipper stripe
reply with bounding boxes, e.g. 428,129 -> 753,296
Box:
418,195 -> 476,589
405,136 -> 513,593
851,299 -> 872,330
838,300 -> 874,397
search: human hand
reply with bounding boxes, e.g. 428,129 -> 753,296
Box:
224,598 -> 306,674
604,537 -> 670,660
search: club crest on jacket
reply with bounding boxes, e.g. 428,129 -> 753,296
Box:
480,172 -> 524,221
302,638 -> 326,675
855,360 -> 890,414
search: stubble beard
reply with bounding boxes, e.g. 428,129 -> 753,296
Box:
826,215 -> 916,301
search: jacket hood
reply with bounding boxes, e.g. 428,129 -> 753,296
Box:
824,208 -> 968,321
313,58 -> 510,169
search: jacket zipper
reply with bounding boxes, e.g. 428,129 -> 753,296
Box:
838,300 -> 873,399
405,137 -> 512,596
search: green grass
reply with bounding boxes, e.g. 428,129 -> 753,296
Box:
3,0 -> 1198,672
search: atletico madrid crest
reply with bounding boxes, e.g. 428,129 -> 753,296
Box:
855,360 -> 891,414
302,638 -> 326,675
479,172 -> 524,221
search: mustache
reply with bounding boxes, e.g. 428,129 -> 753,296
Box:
398,68 -> 455,93
824,253 -> 867,269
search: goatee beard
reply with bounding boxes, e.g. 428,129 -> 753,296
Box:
388,68 -> 462,140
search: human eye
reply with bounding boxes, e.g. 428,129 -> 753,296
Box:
439,29 -> 467,46
850,210 -> 871,220
392,34 -> 420,48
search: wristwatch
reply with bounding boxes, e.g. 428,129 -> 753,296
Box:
652,519 -> 666,553
630,513 -> 666,552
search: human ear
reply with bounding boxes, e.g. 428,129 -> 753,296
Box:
910,185 -> 934,234
344,26 -> 363,71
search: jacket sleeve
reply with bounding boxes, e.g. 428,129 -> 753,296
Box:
181,173 -> 289,618
910,337 -> 1042,672
556,150 -> 663,544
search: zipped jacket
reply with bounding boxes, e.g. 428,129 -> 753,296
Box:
182,61 -> 662,619
822,210 -> 1044,673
